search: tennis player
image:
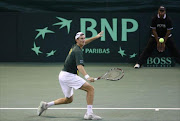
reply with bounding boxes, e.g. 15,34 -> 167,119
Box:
37,31 -> 103,120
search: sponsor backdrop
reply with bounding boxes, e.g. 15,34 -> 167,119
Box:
0,12 -> 180,62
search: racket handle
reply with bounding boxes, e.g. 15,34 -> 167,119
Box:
94,78 -> 98,80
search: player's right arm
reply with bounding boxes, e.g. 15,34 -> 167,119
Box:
151,17 -> 164,52
152,29 -> 159,43
77,65 -> 94,82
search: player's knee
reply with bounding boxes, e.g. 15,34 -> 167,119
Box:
89,85 -> 94,93
65,97 -> 73,104
81,83 -> 94,93
67,99 -> 73,104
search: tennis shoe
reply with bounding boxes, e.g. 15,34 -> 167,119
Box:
84,113 -> 102,120
37,101 -> 47,116
134,64 -> 140,69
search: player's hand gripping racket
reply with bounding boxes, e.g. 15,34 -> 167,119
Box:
94,68 -> 124,81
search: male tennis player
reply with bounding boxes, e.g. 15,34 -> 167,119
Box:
37,31 -> 103,120
134,6 -> 180,68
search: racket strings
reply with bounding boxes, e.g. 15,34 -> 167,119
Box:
104,69 -> 123,80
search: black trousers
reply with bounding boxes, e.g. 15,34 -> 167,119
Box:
137,37 -> 180,65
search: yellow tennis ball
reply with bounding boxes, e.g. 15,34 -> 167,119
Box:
159,38 -> 164,43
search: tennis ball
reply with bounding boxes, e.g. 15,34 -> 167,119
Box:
155,108 -> 159,111
159,38 -> 164,43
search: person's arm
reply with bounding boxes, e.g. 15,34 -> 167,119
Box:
164,30 -> 171,43
152,29 -> 159,43
77,65 -> 94,82
152,29 -> 164,52
158,30 -> 171,52
85,31 -> 103,45
151,17 -> 163,52
165,17 -> 173,43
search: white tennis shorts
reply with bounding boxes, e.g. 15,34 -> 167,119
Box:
59,71 -> 86,98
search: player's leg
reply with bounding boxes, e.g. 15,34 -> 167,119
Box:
47,71 -> 75,106
79,82 -> 94,105
54,96 -> 73,104
37,71 -> 74,116
37,85 -> 73,116
37,96 -> 73,116
134,37 -> 156,68
80,82 -> 102,120
165,37 -> 180,63
61,73 -> 101,120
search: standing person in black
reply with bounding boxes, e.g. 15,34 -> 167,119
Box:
134,6 -> 180,68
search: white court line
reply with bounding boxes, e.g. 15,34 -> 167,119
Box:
0,108 -> 180,110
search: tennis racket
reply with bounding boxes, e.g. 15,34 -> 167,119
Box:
94,68 -> 124,81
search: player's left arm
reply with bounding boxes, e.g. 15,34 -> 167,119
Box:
85,31 -> 104,45
164,17 -> 173,43
164,30 -> 171,43
160,30 -> 171,52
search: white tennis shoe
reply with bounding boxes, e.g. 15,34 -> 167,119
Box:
37,101 -> 47,116
134,64 -> 140,69
84,113 -> 102,120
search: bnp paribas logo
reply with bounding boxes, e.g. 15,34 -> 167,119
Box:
31,17 -> 72,57
31,17 -> 138,59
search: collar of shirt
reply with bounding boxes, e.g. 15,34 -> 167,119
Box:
157,14 -> 166,19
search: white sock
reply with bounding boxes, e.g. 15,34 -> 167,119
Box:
87,105 -> 93,114
47,101 -> 54,108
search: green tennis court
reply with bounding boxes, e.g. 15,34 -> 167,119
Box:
0,62 -> 180,121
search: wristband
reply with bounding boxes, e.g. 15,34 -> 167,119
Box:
84,74 -> 90,79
